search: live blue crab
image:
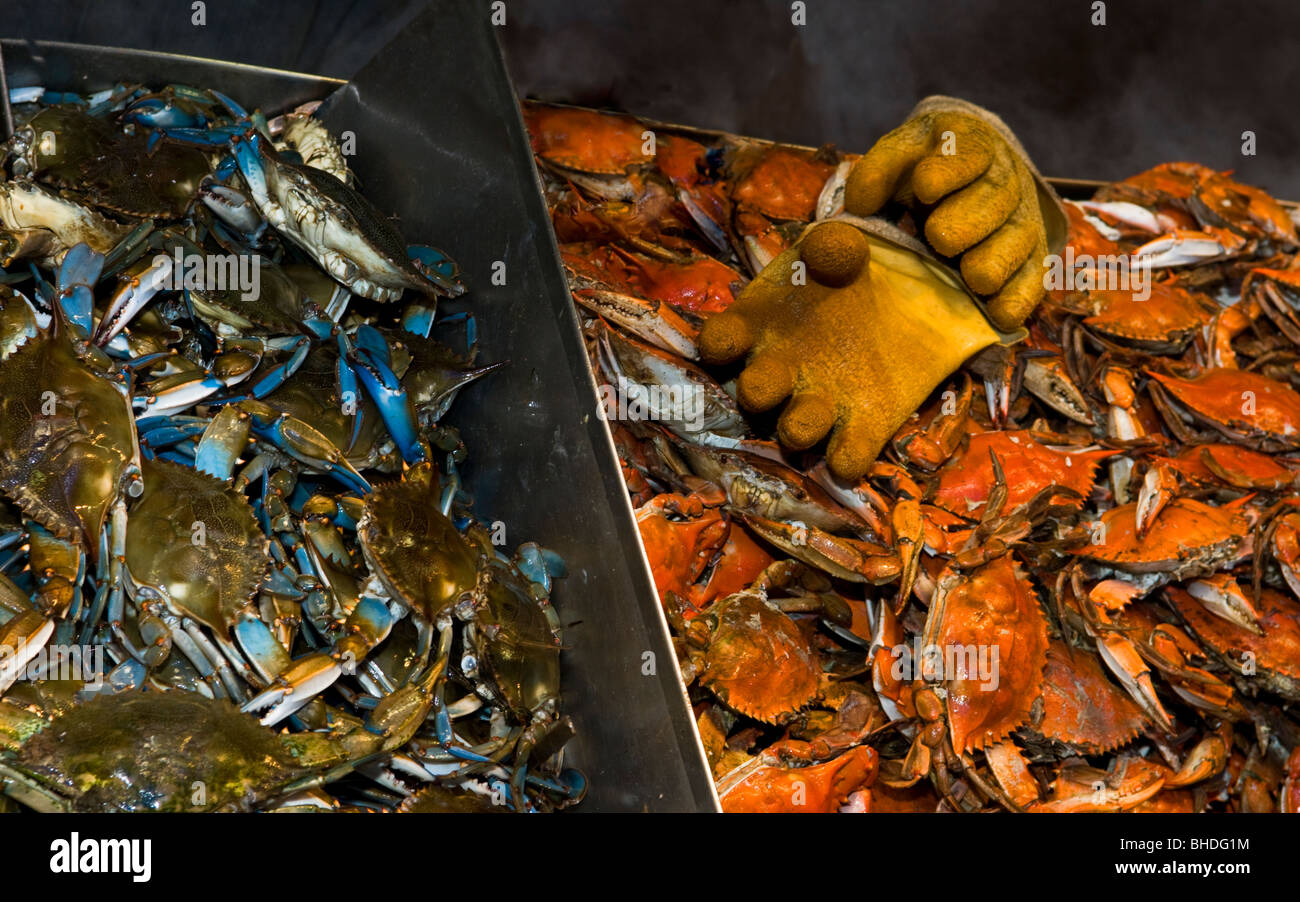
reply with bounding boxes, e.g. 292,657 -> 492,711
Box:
0,81 -> 581,812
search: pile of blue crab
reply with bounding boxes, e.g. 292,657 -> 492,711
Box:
0,83 -> 582,812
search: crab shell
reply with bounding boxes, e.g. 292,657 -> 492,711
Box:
1030,639 -> 1146,753
124,457 -> 268,635
1078,498 -> 1250,579
717,745 -> 877,813
929,555 -> 1049,752
930,430 -> 1109,519
1150,368 -> 1300,451
468,559 -> 561,720
698,590 -> 822,725
9,692 -> 356,812
358,462 -> 482,621
0,328 -> 138,557
523,104 -> 652,178
1083,282 -> 1212,352
1166,586 -> 1300,700
726,143 -> 837,222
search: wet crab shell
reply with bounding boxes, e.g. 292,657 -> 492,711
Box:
725,143 -> 837,222
1077,498 -> 1249,579
8,692 -> 347,812
358,463 -> 482,621
0,328 -> 137,555
930,430 -> 1108,519
1166,586 -> 1300,700
1149,369 -> 1300,451
698,590 -> 822,725
716,745 -> 877,813
523,104 -> 653,178
1029,639 -> 1146,754
467,560 -> 562,720
930,555 -> 1049,753
1083,282 -> 1213,352
124,457 -> 269,635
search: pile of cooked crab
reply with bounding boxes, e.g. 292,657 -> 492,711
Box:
526,101 -> 1300,812
0,84 -> 582,812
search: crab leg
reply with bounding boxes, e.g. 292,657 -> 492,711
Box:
241,594 -> 393,725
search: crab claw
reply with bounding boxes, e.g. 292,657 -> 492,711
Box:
56,243 -> 105,340
93,252 -> 172,347
1165,734 -> 1227,788
0,609 -> 55,694
242,596 -> 393,725
1135,462 -> 1179,539
1186,574 -> 1264,635
239,400 -> 371,494
1096,634 -> 1174,731
242,652 -> 342,725
346,326 -> 423,464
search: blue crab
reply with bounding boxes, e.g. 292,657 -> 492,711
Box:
0,688 -> 431,812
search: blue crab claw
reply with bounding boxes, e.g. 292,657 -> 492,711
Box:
194,404 -> 252,480
242,650 -> 341,725
238,400 -> 371,493
93,252 -> 174,347
514,543 -> 567,594
232,614 -> 292,685
134,370 -> 225,419
407,244 -> 466,298
198,179 -> 267,243
348,332 -> 423,465
242,596 -> 392,725
55,243 -> 104,339
123,93 -> 208,130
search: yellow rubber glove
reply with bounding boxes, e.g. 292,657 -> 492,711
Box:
843,96 -> 1066,331
698,219 -> 1003,480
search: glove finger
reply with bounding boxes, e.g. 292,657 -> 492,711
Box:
843,115 -> 933,217
960,217 -> 1038,296
736,352 -> 794,412
984,240 -> 1048,331
826,414 -> 894,482
778,392 -> 835,450
697,309 -> 756,365
911,121 -> 995,205
924,152 -> 1020,257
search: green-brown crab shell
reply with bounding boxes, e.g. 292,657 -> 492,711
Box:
470,560 -> 561,720
124,457 -> 268,634
698,590 -> 821,725
18,107 -> 211,219
1077,498 -> 1249,578
358,462 -> 481,621
7,692 -> 358,812
1149,369 -> 1300,451
0,329 -> 137,556
1166,586 -> 1300,700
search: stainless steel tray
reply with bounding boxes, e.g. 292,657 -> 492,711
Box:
1,0 -> 718,813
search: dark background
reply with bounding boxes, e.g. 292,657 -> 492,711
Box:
8,0 -> 1300,197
